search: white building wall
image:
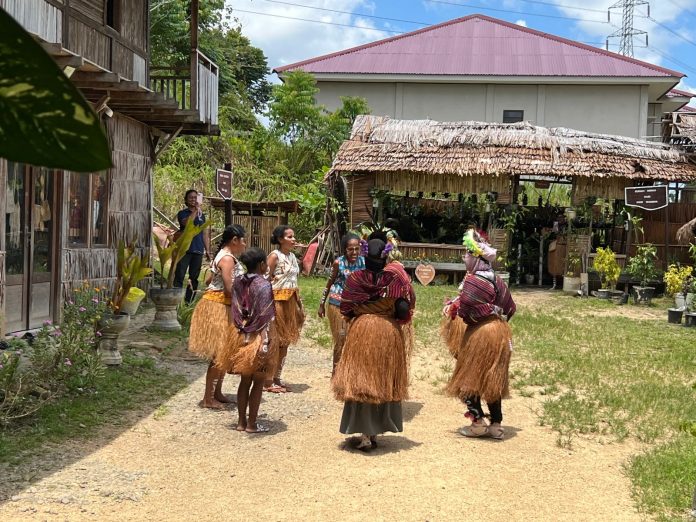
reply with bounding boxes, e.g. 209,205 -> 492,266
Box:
315,81 -> 647,138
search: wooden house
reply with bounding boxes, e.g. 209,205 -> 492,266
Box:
0,0 -> 219,334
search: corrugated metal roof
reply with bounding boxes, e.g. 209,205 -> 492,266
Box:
275,14 -> 683,78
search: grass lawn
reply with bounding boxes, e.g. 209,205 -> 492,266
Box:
0,352 -> 187,466
300,276 -> 696,521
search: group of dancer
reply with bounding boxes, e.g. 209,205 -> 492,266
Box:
186,218 -> 515,446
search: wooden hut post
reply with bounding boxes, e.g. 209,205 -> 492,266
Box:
223,162 -> 232,226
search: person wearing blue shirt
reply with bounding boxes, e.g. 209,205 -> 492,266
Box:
174,189 -> 211,303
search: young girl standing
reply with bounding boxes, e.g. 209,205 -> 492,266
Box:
188,224 -> 246,409
264,225 -> 305,393
318,233 -> 364,371
220,247 -> 276,433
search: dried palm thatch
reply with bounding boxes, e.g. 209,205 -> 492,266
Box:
329,116 -> 696,182
676,216 -> 696,245
663,112 -> 696,144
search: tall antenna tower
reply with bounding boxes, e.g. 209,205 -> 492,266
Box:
606,0 -> 649,57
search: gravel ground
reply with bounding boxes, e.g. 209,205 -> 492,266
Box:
0,305 -> 642,521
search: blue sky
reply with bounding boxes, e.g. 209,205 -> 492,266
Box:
228,0 -> 696,95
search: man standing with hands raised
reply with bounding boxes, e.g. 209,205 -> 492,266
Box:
174,189 -> 211,303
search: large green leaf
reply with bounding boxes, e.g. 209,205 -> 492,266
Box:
0,8 -> 112,172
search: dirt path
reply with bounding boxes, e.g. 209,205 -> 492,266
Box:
0,307 -> 642,521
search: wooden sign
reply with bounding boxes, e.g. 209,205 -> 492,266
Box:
624,185 -> 668,211
216,168 -> 233,200
415,263 -> 436,286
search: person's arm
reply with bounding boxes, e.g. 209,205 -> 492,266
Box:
266,252 -> 278,282
318,259 -> 340,318
217,256 -> 235,297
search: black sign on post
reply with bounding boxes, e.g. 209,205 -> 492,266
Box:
216,168 -> 233,200
624,185 -> 668,211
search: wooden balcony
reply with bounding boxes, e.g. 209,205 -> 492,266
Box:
150,49 -> 220,129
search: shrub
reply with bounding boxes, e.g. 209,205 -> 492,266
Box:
663,264 -> 693,296
594,247 -> 621,289
626,244 -> 659,287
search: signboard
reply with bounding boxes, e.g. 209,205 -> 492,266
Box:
415,263 -> 436,286
534,180 -> 551,189
624,185 -> 668,211
216,168 -> 233,200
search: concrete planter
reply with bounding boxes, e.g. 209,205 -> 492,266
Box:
149,288 -> 185,331
97,312 -> 131,366
632,286 -> 655,305
562,276 -> 581,294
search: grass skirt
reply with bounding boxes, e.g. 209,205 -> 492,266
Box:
440,316 -> 468,359
446,317 -> 512,402
216,327 -> 276,378
327,303 -> 347,366
271,293 -> 305,347
332,314 -> 409,404
188,297 -> 229,361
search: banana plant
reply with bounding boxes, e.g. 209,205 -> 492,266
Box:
152,217 -> 210,288
111,242 -> 152,313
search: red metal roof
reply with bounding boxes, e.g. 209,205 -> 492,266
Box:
275,14 -> 683,78
666,88 -> 695,98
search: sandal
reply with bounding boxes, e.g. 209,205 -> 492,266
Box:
263,384 -> 285,394
458,419 -> 490,438
274,381 -> 291,392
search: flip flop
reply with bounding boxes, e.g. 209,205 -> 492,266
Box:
246,424 -> 270,434
263,384 -> 285,394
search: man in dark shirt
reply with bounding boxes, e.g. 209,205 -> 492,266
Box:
174,189 -> 211,303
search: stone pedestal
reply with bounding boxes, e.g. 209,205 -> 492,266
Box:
149,288 -> 185,331
97,313 -> 131,366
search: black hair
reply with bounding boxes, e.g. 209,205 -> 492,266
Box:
341,233 -> 360,253
240,247 -> 267,273
184,189 -> 197,202
214,224 -> 246,258
271,225 -> 292,245
365,238 -> 386,272
368,230 -> 388,242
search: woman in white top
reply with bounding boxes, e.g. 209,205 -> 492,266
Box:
188,224 -> 246,409
264,225 -> 305,393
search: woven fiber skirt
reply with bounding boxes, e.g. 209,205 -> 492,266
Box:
188,293 -> 230,361
216,327 -> 276,378
339,401 -> 403,436
327,303 -> 347,365
440,316 -> 468,359
332,314 -> 409,404
446,317 -> 512,402
271,292 -> 305,347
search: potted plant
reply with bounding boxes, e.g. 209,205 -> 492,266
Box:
99,242 -> 152,365
151,217 -> 210,331
626,244 -> 659,305
562,252 -> 582,294
663,264 -> 693,310
593,247 -> 620,299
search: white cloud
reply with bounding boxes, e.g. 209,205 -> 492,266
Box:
226,0 -> 392,75
515,19 -> 527,27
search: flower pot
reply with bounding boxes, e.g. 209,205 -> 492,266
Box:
667,308 -> 684,324
97,312 -> 131,366
562,276 -> 581,294
120,287 -> 146,315
684,312 -> 696,327
687,293 -> 695,312
596,288 -> 611,299
149,287 -> 185,331
632,286 -> 655,305
524,274 -> 535,285
496,271 -> 510,287
675,293 -> 687,310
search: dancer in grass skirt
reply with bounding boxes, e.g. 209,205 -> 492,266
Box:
446,230 -> 516,440
332,238 -> 416,451
188,224 -> 246,409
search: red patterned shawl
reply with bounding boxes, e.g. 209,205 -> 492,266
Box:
340,267 -> 415,322
457,273 -> 516,326
231,274 -> 275,333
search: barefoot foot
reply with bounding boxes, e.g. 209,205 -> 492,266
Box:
200,399 -> 226,410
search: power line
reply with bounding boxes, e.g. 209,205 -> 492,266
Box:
504,0 -> 607,14
607,1 -> 649,57
647,45 -> 696,75
259,0 -> 429,26
423,0 -> 609,24
232,8 -> 403,33
664,0 -> 696,19
646,15 -> 696,50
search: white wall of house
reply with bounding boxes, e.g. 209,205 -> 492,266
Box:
315,81 -> 648,138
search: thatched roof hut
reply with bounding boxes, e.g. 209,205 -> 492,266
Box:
676,216 -> 696,245
329,115 -> 696,225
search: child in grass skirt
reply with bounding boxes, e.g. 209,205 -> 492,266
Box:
188,224 -> 246,409
332,238 -> 416,451
217,247 -> 276,434
446,230 -> 516,440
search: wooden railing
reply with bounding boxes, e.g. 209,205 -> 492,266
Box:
150,49 -> 219,126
